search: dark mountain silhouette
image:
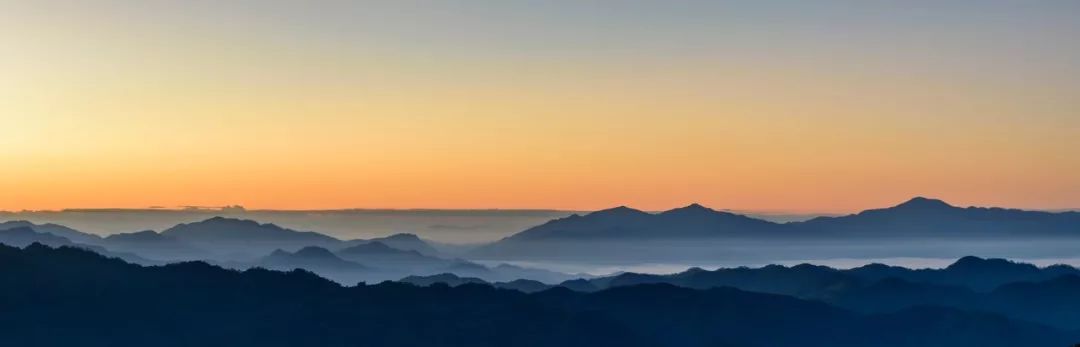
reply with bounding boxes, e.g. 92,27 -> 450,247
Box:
502,203 -> 782,242
105,229 -> 170,242
989,274 -> 1080,329
400,273 -> 488,287
494,197 -> 1080,243
401,273 -> 557,293
795,197 -> 1080,237
597,263 -> 864,298
827,273 -> 1080,330
0,220 -> 103,244
1,244 -> 1076,346
559,278 -> 601,292
539,256 -> 1080,330
574,256 -> 1079,294
495,278 -> 552,293
847,256 -> 1080,291
408,256 -> 1080,330
473,197 -> 1080,261
828,277 -> 980,313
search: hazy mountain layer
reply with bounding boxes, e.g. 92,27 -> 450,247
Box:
0,219 -> 576,284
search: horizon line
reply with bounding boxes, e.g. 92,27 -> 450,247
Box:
3,198 -> 1077,216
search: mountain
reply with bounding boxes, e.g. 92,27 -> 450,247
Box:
794,197 -> 1080,237
542,256 -> 1080,330
401,273 -> 550,293
337,241 -> 478,274
0,226 -> 77,248
259,246 -> 366,272
495,279 -> 552,293
827,273 -> 1080,330
502,203 -> 782,242
336,241 -> 453,272
255,246 -> 371,285
989,274 -> 1080,329
161,217 -> 342,258
473,197 -> 1080,261
345,233 -> 441,256
1,243 -> 1075,347
0,227 -> 155,265
400,273 -> 558,293
400,273 -> 489,287
495,197 -> 1080,243
488,263 -> 582,283
847,256 -> 1080,291
337,240 -> 428,259
581,263 -> 864,298
472,204 -> 785,260
0,220 -> 103,245
574,256 -> 1080,294
334,241 -> 577,283
103,230 -> 208,261
0,221 -> 210,262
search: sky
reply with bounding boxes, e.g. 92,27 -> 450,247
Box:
2,1 -> 1078,213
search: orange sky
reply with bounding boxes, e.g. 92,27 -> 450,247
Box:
2,1 -> 1078,213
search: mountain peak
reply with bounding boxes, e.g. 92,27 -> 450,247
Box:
589,205 -> 648,217
945,256 -> 1036,272
105,230 -> 164,241
0,220 -> 33,228
380,233 -> 421,241
294,246 -> 336,258
663,203 -> 715,215
200,216 -> 259,226
339,241 -> 405,255
894,197 -> 953,210
268,249 -> 291,257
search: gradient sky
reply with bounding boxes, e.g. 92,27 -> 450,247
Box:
2,1 -> 1078,212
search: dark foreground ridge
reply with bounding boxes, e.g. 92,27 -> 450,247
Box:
408,256 -> 1080,330
0,243 -> 1076,347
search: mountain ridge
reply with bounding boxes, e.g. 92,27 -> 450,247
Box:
482,197 -> 1080,248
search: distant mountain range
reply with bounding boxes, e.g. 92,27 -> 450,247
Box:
472,197 -> 1080,260
500,197 -> 1080,241
0,217 -> 577,284
0,226 -> 155,265
161,217 -> 343,257
794,197 -> 1080,237
0,220 -> 103,245
1,243 -> 1074,347
4,197 -> 1080,280
2,217 -> 429,260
